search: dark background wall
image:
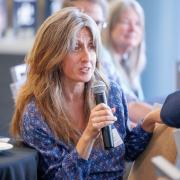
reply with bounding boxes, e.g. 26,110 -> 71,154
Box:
0,54 -> 25,136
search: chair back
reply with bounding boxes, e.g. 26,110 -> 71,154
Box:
9,63 -> 27,100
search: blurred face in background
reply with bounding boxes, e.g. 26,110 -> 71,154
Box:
110,7 -> 143,53
72,1 -> 105,31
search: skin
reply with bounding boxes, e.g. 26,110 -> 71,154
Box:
61,27 -> 117,160
110,7 -> 143,58
128,102 -> 153,125
62,28 -> 96,84
70,2 -> 152,125
61,3 -> 162,160
141,108 -> 162,132
109,6 -> 153,123
72,1 -> 105,31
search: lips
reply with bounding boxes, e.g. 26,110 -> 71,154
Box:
126,32 -> 137,39
79,67 -> 91,73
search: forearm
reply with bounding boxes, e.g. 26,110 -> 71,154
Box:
141,108 -> 162,133
76,131 -> 96,160
128,102 -> 152,124
124,124 -> 152,161
76,103 -> 116,160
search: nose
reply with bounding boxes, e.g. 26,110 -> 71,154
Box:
81,48 -> 91,62
128,21 -> 135,32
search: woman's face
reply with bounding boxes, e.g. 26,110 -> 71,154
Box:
111,7 -> 143,52
62,27 -> 96,83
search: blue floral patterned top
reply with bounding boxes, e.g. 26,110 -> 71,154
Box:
20,82 -> 152,180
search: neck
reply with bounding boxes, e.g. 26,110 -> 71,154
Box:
62,79 -> 85,102
112,43 -> 131,63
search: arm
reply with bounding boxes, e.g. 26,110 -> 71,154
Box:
108,82 -> 153,161
160,90 -> 180,128
125,107 -> 162,161
76,104 -> 117,159
128,101 -> 153,124
21,101 -> 116,179
141,108 -> 162,132
120,89 -> 153,161
21,104 -> 91,180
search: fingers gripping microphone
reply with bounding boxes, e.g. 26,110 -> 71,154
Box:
92,81 -> 114,149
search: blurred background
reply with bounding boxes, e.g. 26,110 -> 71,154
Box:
0,0 -> 180,136
139,0 -> 180,100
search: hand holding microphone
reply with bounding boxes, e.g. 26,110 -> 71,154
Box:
90,81 -> 116,149
77,103 -> 116,159
76,81 -> 116,160
81,81 -> 116,150
85,103 -> 116,141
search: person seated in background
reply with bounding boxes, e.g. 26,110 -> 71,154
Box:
104,0 -> 146,101
11,8 -> 161,179
63,0 -> 153,125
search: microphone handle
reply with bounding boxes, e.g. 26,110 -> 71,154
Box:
94,93 -> 114,149
102,125 -> 114,149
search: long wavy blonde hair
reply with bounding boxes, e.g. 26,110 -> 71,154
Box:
11,7 -> 107,145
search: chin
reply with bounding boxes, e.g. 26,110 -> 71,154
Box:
82,78 -> 92,83
79,76 -> 92,83
129,39 -> 140,46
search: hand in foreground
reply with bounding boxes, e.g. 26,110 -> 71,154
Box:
141,108 -> 162,133
76,103 -> 117,160
83,103 -> 117,142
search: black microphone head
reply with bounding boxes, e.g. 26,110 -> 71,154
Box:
160,91 -> 180,128
92,80 -> 106,95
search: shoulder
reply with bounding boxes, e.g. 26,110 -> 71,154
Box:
22,100 -> 49,132
107,81 -> 126,106
23,100 -> 42,121
108,81 -> 123,97
24,100 -> 38,113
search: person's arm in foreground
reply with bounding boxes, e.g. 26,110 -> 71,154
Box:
160,90 -> 180,128
128,101 -> 153,124
110,82 -> 161,161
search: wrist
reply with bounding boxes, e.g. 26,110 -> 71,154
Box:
142,109 -> 160,133
76,131 -> 96,160
141,119 -> 155,133
82,130 -> 96,144
141,117 -> 156,133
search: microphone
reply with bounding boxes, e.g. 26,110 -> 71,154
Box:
92,81 -> 114,149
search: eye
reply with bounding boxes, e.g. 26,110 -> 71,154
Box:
135,20 -> 141,27
73,43 -> 82,52
119,18 -> 130,25
89,42 -> 95,50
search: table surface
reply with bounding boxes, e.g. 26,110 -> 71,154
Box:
0,142 -> 38,180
